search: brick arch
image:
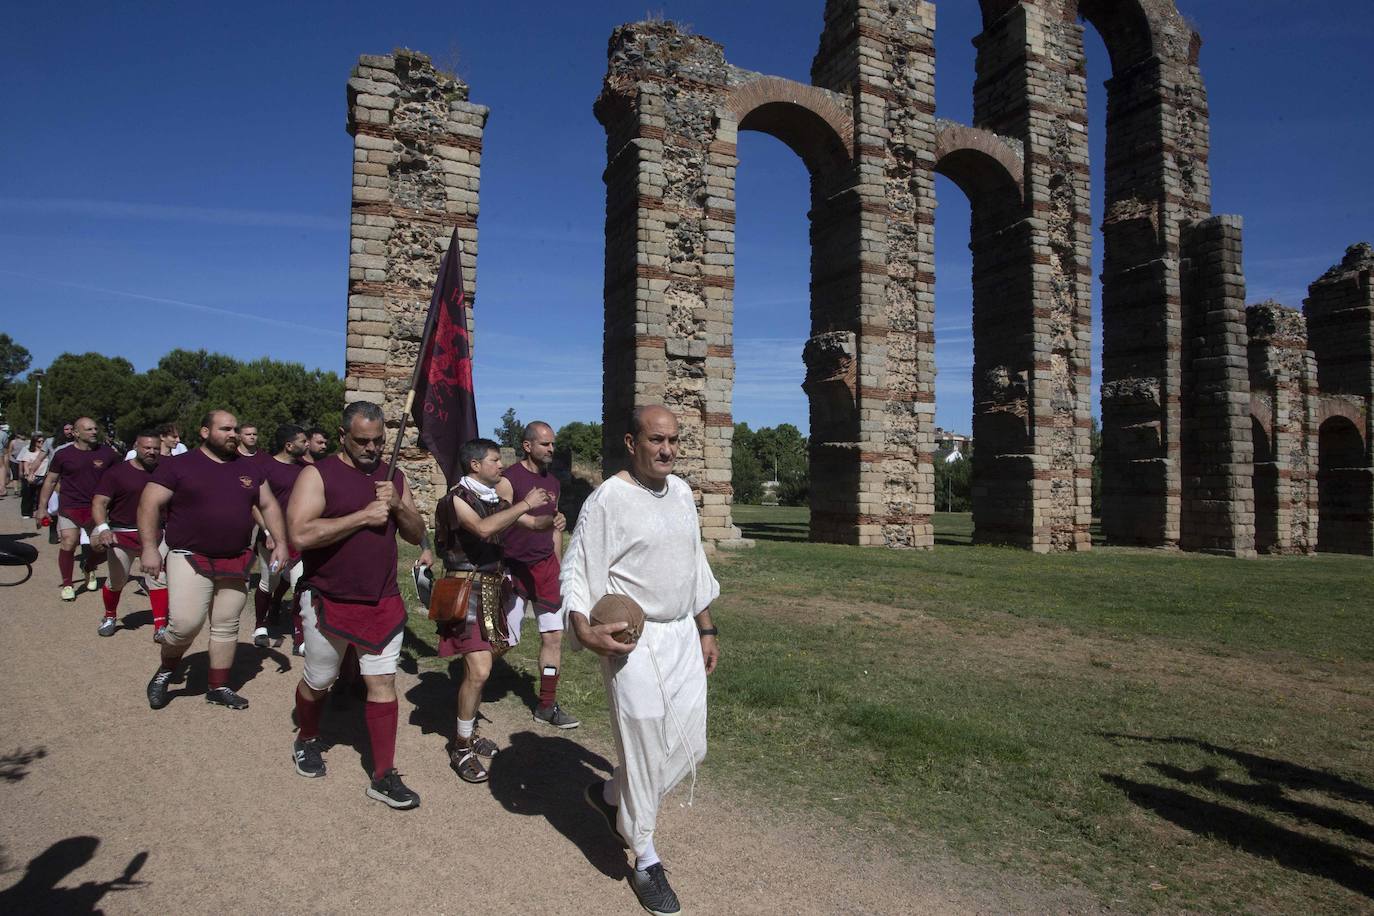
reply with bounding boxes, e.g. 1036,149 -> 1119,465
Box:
725,77 -> 853,174
934,123 -> 1024,207
1318,397 -> 1367,439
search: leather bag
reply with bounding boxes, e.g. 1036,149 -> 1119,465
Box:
428,573 -> 473,623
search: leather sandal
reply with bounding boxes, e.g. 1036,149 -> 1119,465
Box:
449,739 -> 489,783
471,733 -> 499,759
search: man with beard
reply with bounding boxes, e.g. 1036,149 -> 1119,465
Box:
37,417 -> 118,601
563,405 -> 721,916
287,401 -> 426,809
91,431 -> 170,640
139,410 -> 288,711
502,421 -> 575,728
303,427 -> 330,464
251,424 -> 308,648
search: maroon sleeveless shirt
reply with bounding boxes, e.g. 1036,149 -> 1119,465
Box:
302,454 -> 402,602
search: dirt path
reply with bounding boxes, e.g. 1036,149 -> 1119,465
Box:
0,495 -> 1076,914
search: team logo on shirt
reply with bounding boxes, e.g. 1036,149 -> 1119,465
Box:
239,476 -> 255,489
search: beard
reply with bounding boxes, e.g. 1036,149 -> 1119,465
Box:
207,437 -> 239,460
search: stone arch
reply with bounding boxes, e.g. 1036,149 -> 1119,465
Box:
933,124 -> 1024,206
1317,415 -> 1373,555
725,77 -> 853,174
1251,406 -> 1277,550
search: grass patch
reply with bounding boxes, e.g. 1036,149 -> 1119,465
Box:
397,513 -> 1374,912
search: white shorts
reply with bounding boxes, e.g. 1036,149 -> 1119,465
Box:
298,590 -> 403,690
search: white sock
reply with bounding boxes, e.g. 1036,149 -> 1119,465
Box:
456,717 -> 475,739
635,842 -> 660,871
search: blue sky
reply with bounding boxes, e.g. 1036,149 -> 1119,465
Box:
2,1 -> 1370,437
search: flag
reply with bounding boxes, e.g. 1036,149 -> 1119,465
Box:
411,227 -> 478,489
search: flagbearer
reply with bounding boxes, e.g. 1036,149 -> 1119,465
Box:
287,401 -> 427,809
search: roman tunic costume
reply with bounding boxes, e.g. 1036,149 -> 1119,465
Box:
560,474 -> 720,856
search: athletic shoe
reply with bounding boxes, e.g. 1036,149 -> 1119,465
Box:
147,669 -> 174,709
97,617 -> 117,637
366,769 -> 420,809
291,641 -> 305,657
59,585 -> 76,602
205,686 -> 249,710
153,625 -> 168,644
85,571 -> 98,592
584,780 -> 628,848
629,862 -> 681,915
253,626 -> 270,648
292,737 -> 326,778
533,702 -> 580,729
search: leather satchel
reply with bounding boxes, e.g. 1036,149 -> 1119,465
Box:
428,573 -> 473,623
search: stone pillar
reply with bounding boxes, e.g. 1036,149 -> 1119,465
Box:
344,50 -> 487,512
1246,302 -> 1318,554
1304,243 -> 1374,555
968,2 -> 1094,551
1178,216 -> 1254,556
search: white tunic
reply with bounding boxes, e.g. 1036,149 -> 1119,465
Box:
560,474 -> 720,855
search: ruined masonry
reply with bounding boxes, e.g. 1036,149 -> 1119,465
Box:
343,50 -> 487,511
345,5 -> 1372,556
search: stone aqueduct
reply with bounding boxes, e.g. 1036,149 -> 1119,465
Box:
342,1 -> 1374,557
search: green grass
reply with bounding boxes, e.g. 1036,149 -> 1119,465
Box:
397,511 -> 1374,913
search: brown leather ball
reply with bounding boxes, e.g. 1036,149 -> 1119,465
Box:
589,593 -> 645,644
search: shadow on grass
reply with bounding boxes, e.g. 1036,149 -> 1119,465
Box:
0,837 -> 148,913
1101,774 -> 1374,898
733,520 -> 809,543
487,731 -> 625,879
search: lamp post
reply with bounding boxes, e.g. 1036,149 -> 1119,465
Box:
31,370 -> 44,434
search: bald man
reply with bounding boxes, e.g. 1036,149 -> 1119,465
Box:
562,405 -> 721,916
37,417 -> 118,601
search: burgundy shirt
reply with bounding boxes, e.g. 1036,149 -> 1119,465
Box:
501,462 -> 560,564
152,448 -> 268,558
302,455 -> 403,602
49,444 -> 119,512
94,459 -> 156,529
264,456 -> 305,510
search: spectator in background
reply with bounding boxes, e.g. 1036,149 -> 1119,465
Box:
303,427 -> 330,464
18,432 -> 50,519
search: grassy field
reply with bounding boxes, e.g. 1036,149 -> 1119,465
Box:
398,508 -> 1374,913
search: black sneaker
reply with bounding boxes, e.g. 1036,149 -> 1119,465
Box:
533,702 -> 580,729
205,686 -> 249,710
366,768 -> 420,810
146,669 -> 174,710
292,737 -> 326,778
629,862 -> 681,915
584,780 -> 628,848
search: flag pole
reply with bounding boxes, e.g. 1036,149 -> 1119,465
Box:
385,236 -> 464,482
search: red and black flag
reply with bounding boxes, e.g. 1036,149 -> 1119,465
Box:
408,227 -> 478,489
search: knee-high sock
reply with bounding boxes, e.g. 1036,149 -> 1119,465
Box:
58,548 -> 75,586
539,665 -> 559,707
296,688 -> 324,741
100,585 -> 120,619
365,700 -> 399,779
207,667 -> 231,690
149,588 -> 169,627
253,587 -> 271,628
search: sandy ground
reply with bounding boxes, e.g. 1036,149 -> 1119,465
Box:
0,493 -> 1082,915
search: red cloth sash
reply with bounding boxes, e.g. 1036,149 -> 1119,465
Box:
178,548 -> 256,580
312,593 -> 406,654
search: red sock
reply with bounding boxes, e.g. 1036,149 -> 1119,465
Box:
149,588 -> 169,627
100,585 -> 120,619
364,700 -> 399,779
253,587 -> 271,628
296,687 -> 324,741
158,652 -> 183,674
58,549 -> 75,586
207,667 -> 231,690
538,666 -> 559,708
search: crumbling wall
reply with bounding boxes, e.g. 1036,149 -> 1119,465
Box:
343,50 -> 487,512
1305,243 -> 1374,555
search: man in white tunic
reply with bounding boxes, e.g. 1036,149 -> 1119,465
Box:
562,405 -> 720,916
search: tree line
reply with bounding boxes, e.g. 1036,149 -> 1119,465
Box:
0,346 -> 343,449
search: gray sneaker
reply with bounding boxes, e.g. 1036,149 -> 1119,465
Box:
97,617 -> 117,637
533,702 -> 580,729
629,862 -> 681,915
